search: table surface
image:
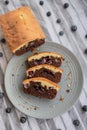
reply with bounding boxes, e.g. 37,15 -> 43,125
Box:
0,0 -> 87,130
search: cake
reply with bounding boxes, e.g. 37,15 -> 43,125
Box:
28,52 -> 64,67
22,77 -> 60,99
26,64 -> 63,83
0,6 -> 45,55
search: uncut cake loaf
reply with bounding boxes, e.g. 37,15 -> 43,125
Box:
26,64 -> 63,83
22,77 -> 60,99
0,6 -> 45,55
28,52 -> 64,67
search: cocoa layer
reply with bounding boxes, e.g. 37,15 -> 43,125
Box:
27,68 -> 62,83
15,39 -> 45,55
23,81 -> 57,99
28,56 -> 62,67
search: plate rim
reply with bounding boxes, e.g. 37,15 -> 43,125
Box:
4,41 -> 83,119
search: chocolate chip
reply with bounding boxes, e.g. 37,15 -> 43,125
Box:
73,119 -> 80,126
82,105 -> 87,112
85,34 -> 87,38
28,71 -> 34,77
1,38 -> 6,43
5,0 -> 9,5
46,11 -> 51,17
0,92 -> 4,98
0,52 -> 3,57
56,19 -> 61,23
5,107 -> 11,113
39,1 -> 44,6
71,25 -> 77,32
63,3 -> 69,9
20,117 -> 27,123
34,84 -> 40,90
84,48 -> 87,54
59,31 -> 64,36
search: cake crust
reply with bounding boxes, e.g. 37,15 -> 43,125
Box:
26,64 -> 63,74
23,77 -> 60,91
28,52 -> 64,61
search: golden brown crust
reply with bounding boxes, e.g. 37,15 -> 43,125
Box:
22,77 -> 60,91
0,6 -> 45,53
28,52 -> 64,61
26,64 -> 63,75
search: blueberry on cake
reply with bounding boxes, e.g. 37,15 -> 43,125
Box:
26,64 -> 63,83
0,6 -> 45,55
22,77 -> 60,99
28,52 -> 64,67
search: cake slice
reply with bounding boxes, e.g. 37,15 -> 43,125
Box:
26,64 -> 63,83
28,52 -> 64,67
0,6 -> 45,55
22,77 -> 60,99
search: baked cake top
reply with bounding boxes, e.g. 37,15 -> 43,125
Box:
0,6 -> 45,53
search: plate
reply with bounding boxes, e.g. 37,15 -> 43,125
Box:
5,41 -> 83,119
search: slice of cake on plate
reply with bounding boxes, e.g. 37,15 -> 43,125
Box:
26,64 -> 63,83
22,77 -> 60,99
28,52 -> 64,67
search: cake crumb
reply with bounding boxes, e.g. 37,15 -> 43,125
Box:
59,96 -> 64,101
34,106 -> 37,110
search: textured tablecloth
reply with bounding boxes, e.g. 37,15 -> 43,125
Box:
0,0 -> 87,130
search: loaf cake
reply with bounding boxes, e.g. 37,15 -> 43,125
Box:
26,64 -> 63,83
0,6 -> 45,55
28,52 -> 64,67
22,77 -> 60,99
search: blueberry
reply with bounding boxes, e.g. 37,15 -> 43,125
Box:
71,25 -> 77,32
39,1 -> 44,6
85,34 -> 87,38
5,107 -> 11,113
20,117 -> 27,123
0,92 -> 4,98
0,52 -> 3,57
84,48 -> 87,54
73,119 -> 80,126
5,0 -> 9,5
56,19 -> 61,24
59,31 -> 64,36
63,3 -> 69,9
1,38 -> 6,43
46,11 -> 51,17
82,105 -> 87,112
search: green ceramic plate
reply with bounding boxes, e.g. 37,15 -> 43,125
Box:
5,41 -> 83,119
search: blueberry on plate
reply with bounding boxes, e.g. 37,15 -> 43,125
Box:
71,25 -> 77,32
0,92 -> 4,98
0,52 -> 3,57
39,1 -> 44,6
5,0 -> 9,5
82,105 -> 87,112
46,11 -> 51,17
84,48 -> 87,55
56,19 -> 61,24
5,107 -> 11,113
20,117 -> 27,123
73,119 -> 80,126
63,3 -> 69,9
59,31 -> 64,36
1,38 -> 6,43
